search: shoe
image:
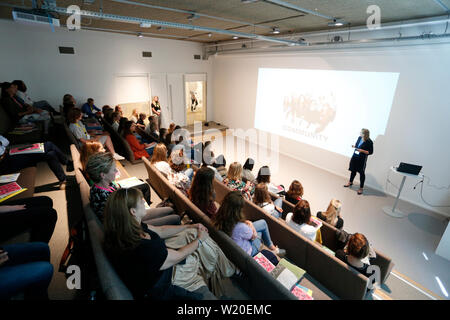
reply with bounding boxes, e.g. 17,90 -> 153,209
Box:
357,188 -> 363,195
272,246 -> 286,258
59,180 -> 67,190
344,182 -> 353,187
113,153 -> 125,160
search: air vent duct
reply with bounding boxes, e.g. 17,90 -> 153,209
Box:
59,47 -> 75,54
194,54 -> 201,60
142,51 -> 152,57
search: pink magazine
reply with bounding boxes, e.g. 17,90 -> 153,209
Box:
291,285 -> 314,300
9,143 -> 44,155
253,252 -> 275,272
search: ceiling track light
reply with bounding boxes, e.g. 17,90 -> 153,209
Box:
137,32 -> 143,38
187,13 -> 198,20
328,19 -> 347,27
272,27 -> 280,34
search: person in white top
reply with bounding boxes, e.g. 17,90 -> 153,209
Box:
129,109 -> 139,124
111,112 -> 120,132
255,165 -> 285,195
253,183 -> 283,219
285,199 -> 320,242
67,108 -> 124,160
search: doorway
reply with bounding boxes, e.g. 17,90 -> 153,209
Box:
185,73 -> 207,126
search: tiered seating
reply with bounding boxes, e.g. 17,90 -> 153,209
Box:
143,157 -> 303,300
214,179 -> 394,299
268,192 -> 395,284
71,144 -> 133,299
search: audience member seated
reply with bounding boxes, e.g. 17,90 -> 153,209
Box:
285,180 -> 304,205
102,105 -> 114,124
0,242 -> 53,300
0,135 -> 69,189
212,154 -> 227,180
241,158 -> 256,183
151,143 -> 173,176
122,121 -> 154,159
81,98 -> 101,118
335,233 -> 377,279
114,105 -> 123,117
110,112 -> 121,132
86,152 -> 179,226
103,188 -> 223,300
188,167 -> 217,219
0,196 -> 57,244
117,117 -> 128,135
285,200 -> 320,242
12,80 -> 59,115
213,191 -> 285,257
62,94 -> 76,119
1,82 -> 51,134
137,113 -> 146,128
68,108 -> 124,160
145,115 -> 159,138
80,140 -> 105,172
317,199 -> 344,229
223,162 -> 255,201
168,148 -> 193,195
253,183 -> 283,219
256,165 -> 285,195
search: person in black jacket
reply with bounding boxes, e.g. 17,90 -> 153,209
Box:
344,128 -> 373,195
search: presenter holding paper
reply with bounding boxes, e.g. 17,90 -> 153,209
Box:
344,128 -> 373,195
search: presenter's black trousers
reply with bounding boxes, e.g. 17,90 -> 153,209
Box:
350,170 -> 365,188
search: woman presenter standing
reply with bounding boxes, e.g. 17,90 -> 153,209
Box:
344,128 -> 373,195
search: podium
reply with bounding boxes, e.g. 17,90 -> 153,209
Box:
382,166 -> 424,218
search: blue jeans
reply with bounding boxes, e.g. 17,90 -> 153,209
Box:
270,198 -> 283,219
184,168 -> 194,181
0,242 -> 53,300
250,219 -> 274,256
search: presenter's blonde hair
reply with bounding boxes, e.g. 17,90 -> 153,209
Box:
361,128 -> 370,141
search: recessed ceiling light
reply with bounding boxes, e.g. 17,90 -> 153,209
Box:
233,36 -> 239,39
208,33 -> 212,37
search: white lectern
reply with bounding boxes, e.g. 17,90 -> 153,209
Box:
382,166 -> 424,218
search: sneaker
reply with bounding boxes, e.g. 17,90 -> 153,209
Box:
272,246 -> 286,258
113,153 -> 125,161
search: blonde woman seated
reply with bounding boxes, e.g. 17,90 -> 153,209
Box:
253,183 -> 283,219
317,199 -> 344,229
68,108 -> 124,160
223,162 -> 255,201
285,200 -> 321,242
80,140 -> 104,172
103,188 -> 235,300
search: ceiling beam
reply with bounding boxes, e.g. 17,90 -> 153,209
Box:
111,0 -> 273,30
262,0 -> 335,20
41,4 -> 305,46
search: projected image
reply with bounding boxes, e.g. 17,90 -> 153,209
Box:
255,68 -> 400,157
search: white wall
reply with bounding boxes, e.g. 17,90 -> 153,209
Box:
0,19 -> 213,122
212,44 -> 450,216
